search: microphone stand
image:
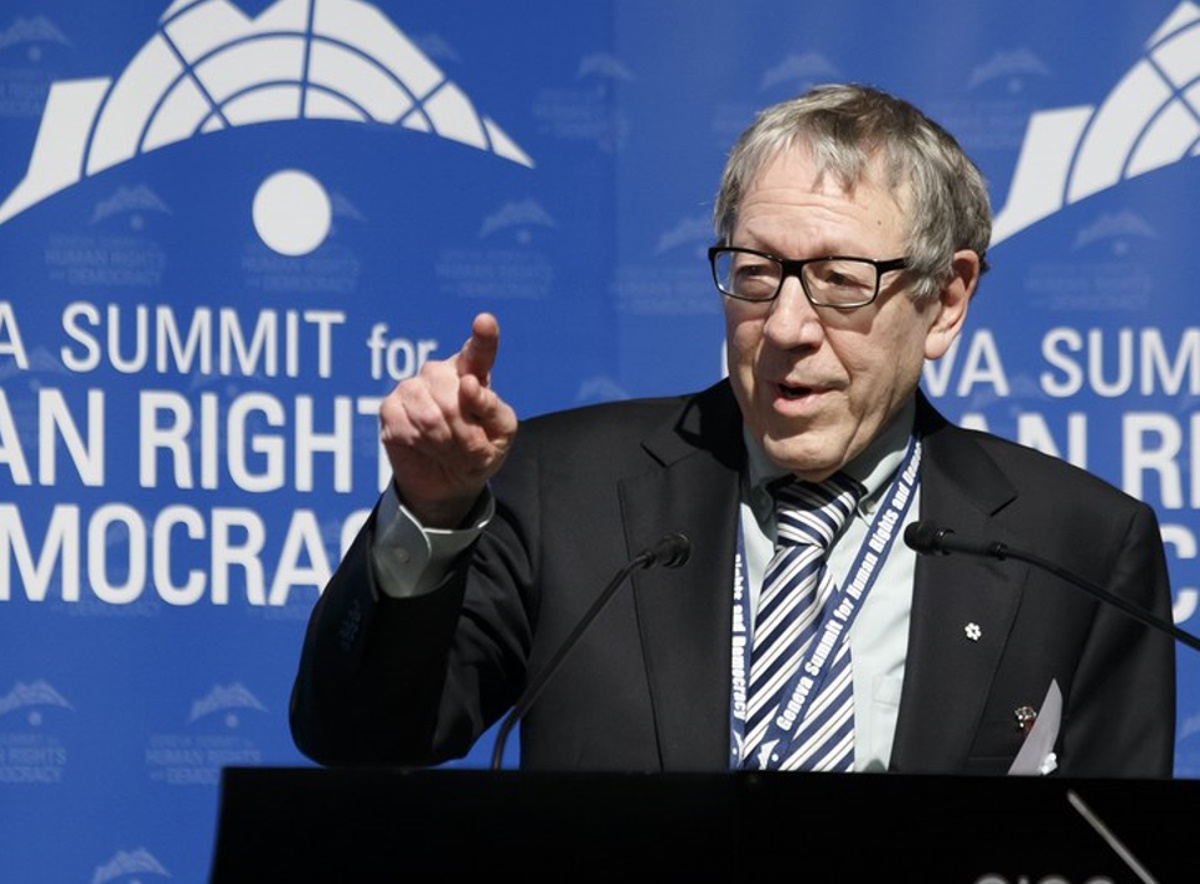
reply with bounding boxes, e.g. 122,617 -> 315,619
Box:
489,534 -> 690,770
905,523 -> 1200,652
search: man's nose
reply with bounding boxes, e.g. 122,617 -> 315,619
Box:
763,276 -> 824,348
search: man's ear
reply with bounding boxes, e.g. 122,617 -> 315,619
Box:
924,249 -> 980,360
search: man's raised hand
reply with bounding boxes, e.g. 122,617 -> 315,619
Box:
379,313 -> 517,528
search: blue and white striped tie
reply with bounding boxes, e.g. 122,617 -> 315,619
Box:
742,473 -> 861,771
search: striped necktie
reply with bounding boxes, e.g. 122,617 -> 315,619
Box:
742,473 -> 862,771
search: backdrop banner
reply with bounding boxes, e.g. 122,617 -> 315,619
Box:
0,1 -> 1197,880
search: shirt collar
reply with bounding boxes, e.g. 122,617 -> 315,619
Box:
744,396 -> 917,525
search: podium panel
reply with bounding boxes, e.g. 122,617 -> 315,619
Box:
211,767 -> 1193,881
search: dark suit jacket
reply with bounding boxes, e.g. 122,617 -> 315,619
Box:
290,381 -> 1175,776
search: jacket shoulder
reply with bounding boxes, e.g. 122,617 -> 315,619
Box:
918,393 -> 1149,515
516,380 -> 744,468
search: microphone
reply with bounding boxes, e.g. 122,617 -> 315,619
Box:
489,533 -> 692,770
640,532 -> 692,569
904,520 -> 1200,652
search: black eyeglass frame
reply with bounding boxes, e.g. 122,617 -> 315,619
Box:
708,246 -> 911,308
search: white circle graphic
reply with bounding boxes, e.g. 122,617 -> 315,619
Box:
252,169 -> 332,256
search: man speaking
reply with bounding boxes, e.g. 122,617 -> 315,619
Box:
290,84 -> 1175,776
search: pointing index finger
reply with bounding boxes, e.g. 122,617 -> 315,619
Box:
456,312 -> 500,385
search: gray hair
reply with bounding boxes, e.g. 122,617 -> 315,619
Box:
713,83 -> 991,299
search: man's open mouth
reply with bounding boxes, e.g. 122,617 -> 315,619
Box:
778,383 -> 815,399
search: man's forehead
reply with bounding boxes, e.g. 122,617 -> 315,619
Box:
738,144 -> 913,236
749,142 -> 906,201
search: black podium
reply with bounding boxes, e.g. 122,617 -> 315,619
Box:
210,767 -> 1193,881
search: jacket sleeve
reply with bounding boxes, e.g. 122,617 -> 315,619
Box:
288,505 -> 468,766
290,430 -> 543,768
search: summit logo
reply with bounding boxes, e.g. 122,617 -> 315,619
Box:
993,1 -> 1200,245
91,848 -> 171,884
0,679 -> 73,724
0,680 -> 72,784
144,683 -> 268,786
0,0 -> 533,238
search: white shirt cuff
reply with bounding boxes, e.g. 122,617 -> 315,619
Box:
369,483 -> 494,598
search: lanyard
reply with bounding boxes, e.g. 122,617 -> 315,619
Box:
729,435 -> 921,768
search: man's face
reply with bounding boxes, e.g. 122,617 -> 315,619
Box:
724,145 -> 963,481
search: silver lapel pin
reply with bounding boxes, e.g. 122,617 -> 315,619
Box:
1014,705 -> 1038,736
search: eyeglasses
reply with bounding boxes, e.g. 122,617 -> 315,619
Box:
708,246 -> 910,309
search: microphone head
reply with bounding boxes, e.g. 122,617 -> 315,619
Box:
904,520 -> 946,555
649,533 -> 691,569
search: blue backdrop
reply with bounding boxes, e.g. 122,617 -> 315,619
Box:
1,1 -> 1197,879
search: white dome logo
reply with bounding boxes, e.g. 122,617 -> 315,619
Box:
0,0 -> 534,253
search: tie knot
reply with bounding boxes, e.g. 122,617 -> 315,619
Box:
772,473 -> 862,550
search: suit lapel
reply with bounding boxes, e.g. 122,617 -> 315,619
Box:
619,383 -> 743,771
890,397 -> 1030,772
